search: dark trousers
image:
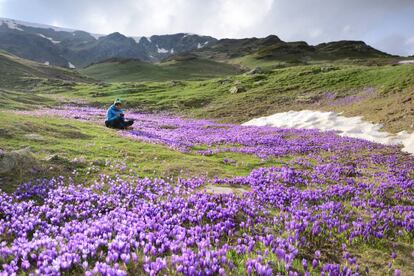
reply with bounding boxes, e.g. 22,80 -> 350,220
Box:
105,118 -> 134,129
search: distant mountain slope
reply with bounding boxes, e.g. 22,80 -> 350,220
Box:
0,17 -> 398,70
81,55 -> 242,82
0,50 -> 91,89
192,35 -> 393,67
0,17 -> 216,68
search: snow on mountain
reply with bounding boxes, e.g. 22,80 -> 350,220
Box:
197,41 -> 209,49
37,33 -> 61,44
68,62 -> 76,68
90,33 -> 104,40
131,36 -> 142,43
0,17 -> 77,32
156,45 -> 169,53
0,18 -> 24,31
0,17 -> 218,67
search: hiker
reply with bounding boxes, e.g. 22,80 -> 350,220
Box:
105,98 -> 134,129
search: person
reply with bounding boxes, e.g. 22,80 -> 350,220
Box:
105,98 -> 134,129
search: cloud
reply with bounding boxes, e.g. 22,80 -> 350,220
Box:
0,0 -> 413,55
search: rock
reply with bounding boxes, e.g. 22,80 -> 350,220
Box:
169,80 -> 184,87
295,95 -> 319,104
402,97 -> 412,104
92,159 -> 106,166
245,67 -> 263,75
0,147 -> 36,174
229,85 -> 246,94
24,133 -> 45,141
43,154 -> 62,162
71,157 -> 87,165
217,78 -> 231,85
204,184 -> 249,195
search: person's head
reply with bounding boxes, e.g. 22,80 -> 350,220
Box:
114,98 -> 122,108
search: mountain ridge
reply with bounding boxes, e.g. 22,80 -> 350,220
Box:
0,17 -> 401,69
0,17 -> 216,68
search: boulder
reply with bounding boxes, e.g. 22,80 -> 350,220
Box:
245,67 -> 263,75
71,157 -> 87,165
169,80 -> 184,87
24,133 -> 45,141
229,85 -> 246,94
217,78 -> 231,85
0,147 -> 36,174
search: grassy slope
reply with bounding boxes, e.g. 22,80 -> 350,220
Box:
0,51 -> 91,90
0,111 -> 282,192
62,63 -> 414,132
80,57 -> 241,82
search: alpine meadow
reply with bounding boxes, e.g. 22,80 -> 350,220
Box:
0,1 -> 414,275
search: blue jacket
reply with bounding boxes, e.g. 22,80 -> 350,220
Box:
106,104 -> 124,121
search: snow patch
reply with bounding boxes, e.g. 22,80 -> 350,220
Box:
68,62 -> 76,69
183,33 -> 195,38
90,33 -> 104,39
0,17 -> 75,32
156,44 -> 169,54
0,17 -> 106,38
398,60 -> 414,64
44,61 -> 50,66
146,36 -> 152,43
243,110 -> 414,155
0,18 -> 24,31
37,33 -> 61,44
170,48 -> 175,54
131,36 -> 142,43
197,41 -> 209,49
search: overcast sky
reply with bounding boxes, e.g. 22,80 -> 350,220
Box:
1,0 -> 413,56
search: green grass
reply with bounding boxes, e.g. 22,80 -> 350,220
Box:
56,63 -> 414,132
0,51 -> 91,90
0,89 -> 56,110
80,57 -> 241,82
0,111 -> 285,192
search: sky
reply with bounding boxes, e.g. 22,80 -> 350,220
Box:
1,0 -> 413,56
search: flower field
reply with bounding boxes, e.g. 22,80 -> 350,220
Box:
2,106 -> 414,275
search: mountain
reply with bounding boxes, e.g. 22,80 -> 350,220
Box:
81,54 -> 242,82
0,17 -> 396,70
192,35 -> 393,66
0,18 -> 216,68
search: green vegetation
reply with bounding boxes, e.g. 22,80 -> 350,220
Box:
0,51 -> 91,90
0,45 -> 413,275
61,63 -> 414,132
0,89 -> 56,110
0,111 -> 281,192
81,56 -> 241,82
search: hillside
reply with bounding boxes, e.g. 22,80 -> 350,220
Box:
0,50 -> 91,89
193,36 -> 395,68
67,63 -> 414,133
80,55 -> 242,82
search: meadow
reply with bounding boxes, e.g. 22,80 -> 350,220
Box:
1,55 -> 414,275
1,105 -> 413,275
